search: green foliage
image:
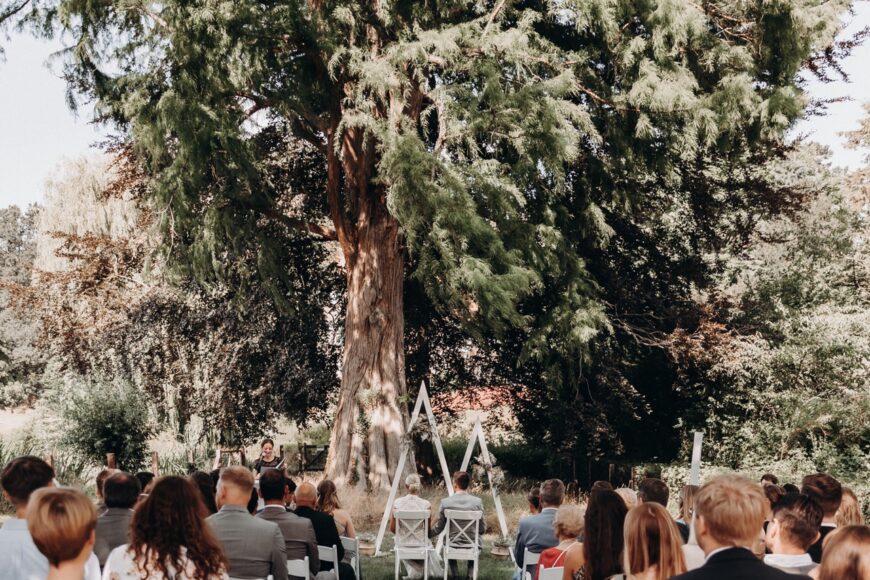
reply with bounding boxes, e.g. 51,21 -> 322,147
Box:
53,376 -> 154,471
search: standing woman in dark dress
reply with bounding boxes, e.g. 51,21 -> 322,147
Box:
252,438 -> 282,480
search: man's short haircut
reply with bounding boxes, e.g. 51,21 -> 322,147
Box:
591,480 -> 614,492
638,478 -> 669,506
103,472 -> 141,509
452,471 -> 471,491
134,472 -> 155,493
761,473 -> 779,485
783,483 -> 800,494
27,488 -> 97,567
764,484 -> 785,509
1,456 -> 55,506
540,479 -> 566,506
695,474 -> 767,546
95,469 -> 115,497
801,473 -> 843,517
285,476 -> 297,493
772,493 -> 823,551
219,466 -> 255,494
259,468 -> 288,501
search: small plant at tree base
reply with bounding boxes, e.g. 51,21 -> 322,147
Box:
55,376 -> 154,472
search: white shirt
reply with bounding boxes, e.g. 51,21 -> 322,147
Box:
764,553 -> 815,568
102,544 -> 229,579
0,517 -> 101,580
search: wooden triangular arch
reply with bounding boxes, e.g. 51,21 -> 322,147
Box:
460,418 -> 510,542
374,382 -> 453,556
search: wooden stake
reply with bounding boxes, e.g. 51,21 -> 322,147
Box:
106,453 -> 117,469
151,451 -> 160,476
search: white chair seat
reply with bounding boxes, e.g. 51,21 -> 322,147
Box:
539,565 -> 564,580
288,555 -> 310,577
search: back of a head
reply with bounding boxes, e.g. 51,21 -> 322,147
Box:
584,490 -> 628,579
219,466 -> 254,497
405,473 -> 422,494
624,503 -> 687,579
1,456 -> 55,507
783,483 -> 800,494
695,474 -> 766,547
452,471 -> 471,491
131,476 -> 226,577
295,482 -> 317,506
104,472 -> 142,509
95,469 -> 116,498
772,493 -> 823,552
764,484 -> 785,511
616,488 -> 638,510
189,471 -> 218,514
638,478 -> 669,506
259,468 -> 287,502
817,525 -> 870,580
27,488 -> 97,567
528,486 -> 541,511
761,473 -> 779,486
540,479 -> 565,507
801,473 -> 842,518
135,471 -> 155,494
553,504 -> 584,540
679,485 -> 699,522
317,479 -> 340,512
836,488 -> 864,526
591,480 -> 613,493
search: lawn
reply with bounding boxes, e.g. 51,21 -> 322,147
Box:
361,541 -> 516,580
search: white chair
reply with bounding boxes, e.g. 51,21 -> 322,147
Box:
520,548 -> 541,580
288,556 -> 310,578
394,509 -> 432,580
341,535 -> 360,580
442,509 -> 482,580
538,565 -> 564,580
317,544 -> 339,579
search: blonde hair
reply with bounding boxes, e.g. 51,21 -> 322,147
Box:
695,475 -> 766,547
836,488 -> 864,526
616,487 -> 638,510
26,488 -> 97,567
553,504 -> 584,539
623,503 -> 687,580
817,525 -> 870,580
679,485 -> 699,523
405,474 -> 422,494
219,466 -> 254,493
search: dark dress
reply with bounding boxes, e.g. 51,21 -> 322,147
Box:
254,456 -> 281,474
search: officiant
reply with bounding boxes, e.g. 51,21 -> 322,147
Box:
253,438 -> 283,479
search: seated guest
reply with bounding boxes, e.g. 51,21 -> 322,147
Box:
189,471 -> 219,514
534,504 -> 584,580
764,485 -> 786,527
678,485 -> 698,532
257,469 -> 319,580
801,473 -> 842,563
616,487 -> 639,510
591,480 -> 613,492
432,471 -> 485,580
514,479 -> 563,575
207,466 -> 288,580
103,475 -> 229,579
762,474 -> 780,487
95,469 -> 116,514
622,503 -> 687,580
813,525 -> 870,579
0,456 -> 101,580
134,472 -> 155,495
295,482 -> 355,580
580,489 -> 627,580
639,478 -> 689,544
835,487 -> 863,526
527,487 -> 542,515
764,493 -> 822,575
317,479 -> 356,538
671,474 -> 807,580
26,488 -> 97,580
390,474 -> 442,578
94,471 -> 141,566
783,483 -> 800,494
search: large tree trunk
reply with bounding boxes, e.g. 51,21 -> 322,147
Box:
324,128 -> 410,491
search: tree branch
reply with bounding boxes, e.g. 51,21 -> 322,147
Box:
482,0 -> 508,38
0,0 -> 30,25
258,208 -> 337,241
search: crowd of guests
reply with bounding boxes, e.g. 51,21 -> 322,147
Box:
0,450 -> 360,580
4,445 -> 870,580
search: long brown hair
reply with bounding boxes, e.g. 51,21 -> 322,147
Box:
130,476 -> 227,579
583,490 -> 627,580
817,525 -> 870,580
624,503 -> 687,580
316,479 -> 341,515
836,488 -> 864,526
679,485 -> 699,523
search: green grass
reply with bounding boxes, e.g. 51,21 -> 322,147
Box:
361,541 -> 516,580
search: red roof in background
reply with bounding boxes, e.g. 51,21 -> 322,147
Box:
430,385 -> 522,413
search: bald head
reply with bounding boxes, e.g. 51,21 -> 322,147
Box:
295,482 -> 317,507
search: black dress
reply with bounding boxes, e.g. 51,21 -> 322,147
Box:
254,456 -> 281,474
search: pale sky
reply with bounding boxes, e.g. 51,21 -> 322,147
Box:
1,4 -> 869,209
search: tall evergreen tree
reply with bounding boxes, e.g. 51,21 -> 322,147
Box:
3,0 -> 850,488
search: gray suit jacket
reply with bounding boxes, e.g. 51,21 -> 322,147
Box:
432,492 -> 485,540
514,508 -> 559,569
94,508 -> 132,567
256,506 -> 319,580
207,505 -> 289,580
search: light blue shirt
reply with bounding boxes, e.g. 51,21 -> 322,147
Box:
0,517 -> 101,580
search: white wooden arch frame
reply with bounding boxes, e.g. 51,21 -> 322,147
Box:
374,382 -> 454,556
458,418 -> 510,545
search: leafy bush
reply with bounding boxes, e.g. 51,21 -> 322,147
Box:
55,376 -> 154,471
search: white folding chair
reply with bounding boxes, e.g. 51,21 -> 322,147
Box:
288,556 -> 311,578
538,565 -> 564,580
341,535 -> 360,580
442,509 -> 482,580
394,509 -> 431,580
317,544 -> 339,579
520,548 -> 541,580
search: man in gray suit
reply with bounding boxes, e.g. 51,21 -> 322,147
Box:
432,471 -> 485,580
94,471 -> 140,566
514,479 -> 564,576
256,469 -> 319,580
208,466 -> 289,580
